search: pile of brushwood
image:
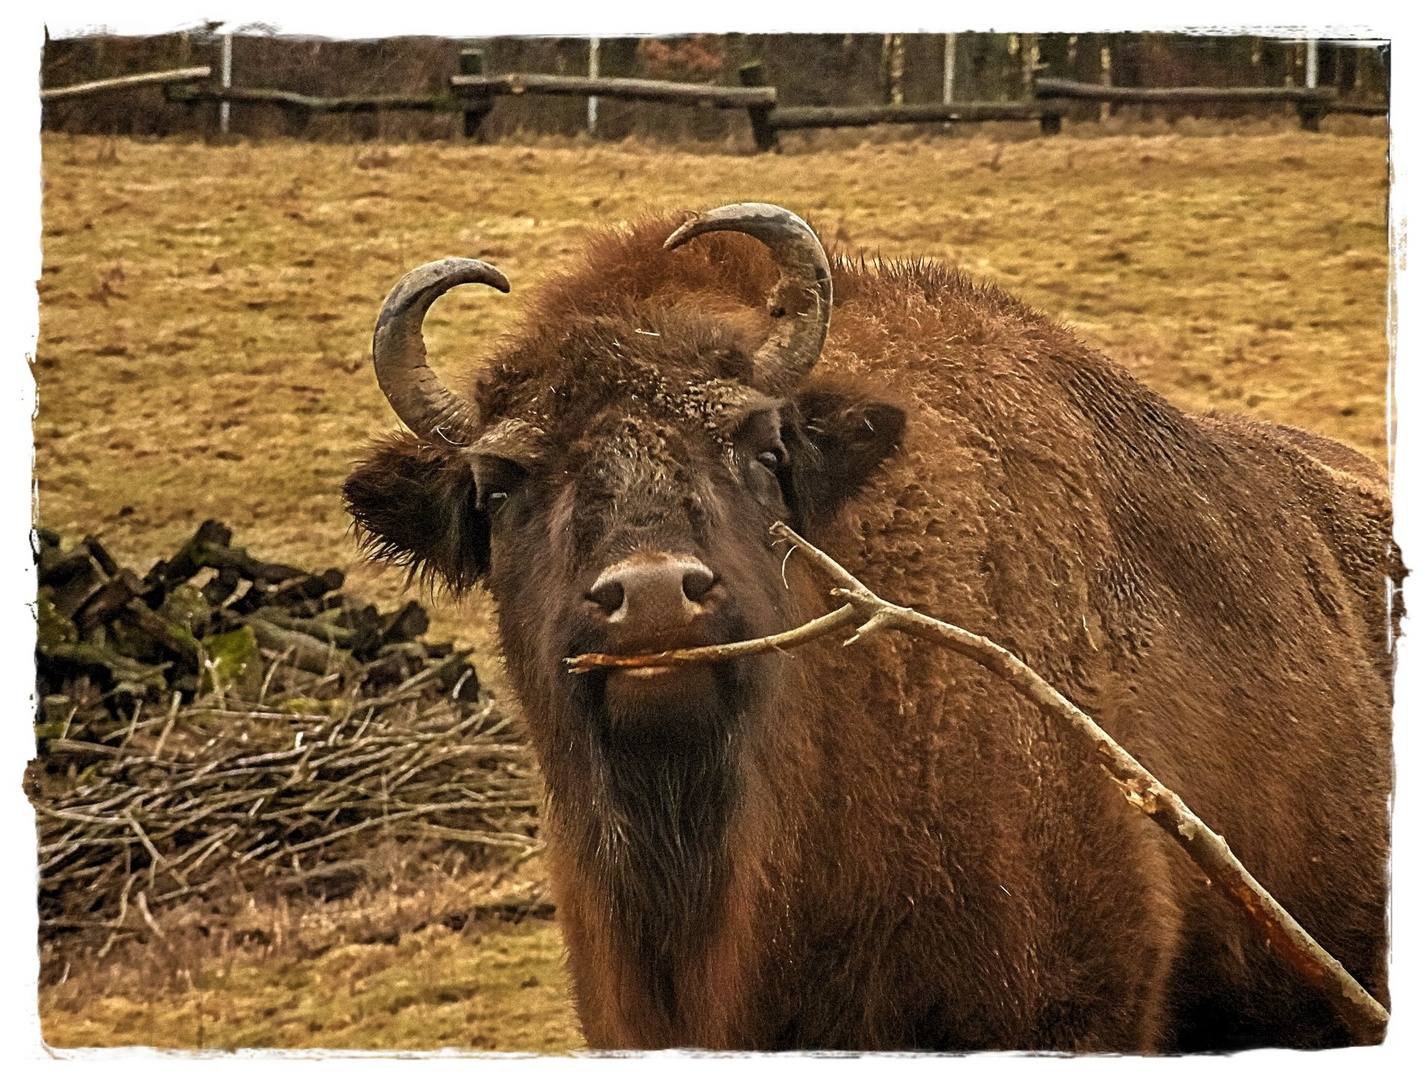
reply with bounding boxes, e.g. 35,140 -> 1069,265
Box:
31,520 -> 540,945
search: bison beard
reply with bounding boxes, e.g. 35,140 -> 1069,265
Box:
344,204 -> 1397,1052
556,657 -> 750,1023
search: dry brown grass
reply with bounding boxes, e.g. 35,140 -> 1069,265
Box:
40,853 -> 577,1052
43,918 -> 574,1052
33,128 -> 1390,1051
36,130 -> 1389,652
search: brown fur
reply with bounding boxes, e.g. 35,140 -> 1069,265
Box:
345,215 -> 1400,1051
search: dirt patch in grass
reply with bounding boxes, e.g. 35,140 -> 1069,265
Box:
32,129 -> 1390,1051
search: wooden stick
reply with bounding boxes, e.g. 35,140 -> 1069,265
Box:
566,604 -> 860,673
565,521 -> 1389,1043
34,676 -> 538,939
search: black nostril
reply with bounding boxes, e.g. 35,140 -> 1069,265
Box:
682,564 -> 716,603
589,579 -> 625,616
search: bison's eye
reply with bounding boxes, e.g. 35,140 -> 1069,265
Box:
472,454 -> 528,522
732,407 -> 792,505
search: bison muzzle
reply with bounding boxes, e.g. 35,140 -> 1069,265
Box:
345,203 -> 1398,1052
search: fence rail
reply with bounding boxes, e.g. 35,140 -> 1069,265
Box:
451,73 -> 776,108
1329,100 -> 1393,116
1030,76 -> 1386,131
167,85 -> 455,113
767,101 -> 1064,135
40,65 -> 211,102
1032,77 -> 1338,105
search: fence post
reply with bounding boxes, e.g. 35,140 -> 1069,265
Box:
1038,35 -> 1061,137
460,46 -> 493,140
740,60 -> 779,154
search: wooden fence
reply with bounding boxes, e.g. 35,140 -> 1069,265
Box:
40,32 -> 1390,147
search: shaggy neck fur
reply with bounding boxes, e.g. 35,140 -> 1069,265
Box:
543,663 -> 773,1030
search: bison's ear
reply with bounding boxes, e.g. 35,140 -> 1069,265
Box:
786,388 -> 906,527
344,434 -> 490,591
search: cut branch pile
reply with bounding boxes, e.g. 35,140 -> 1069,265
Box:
30,522 -> 540,943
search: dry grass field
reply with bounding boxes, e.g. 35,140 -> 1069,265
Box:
33,126 -> 1390,1052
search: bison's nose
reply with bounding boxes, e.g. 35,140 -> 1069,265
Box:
587,555 -> 716,627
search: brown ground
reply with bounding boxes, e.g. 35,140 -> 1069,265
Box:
33,125 -> 1390,1051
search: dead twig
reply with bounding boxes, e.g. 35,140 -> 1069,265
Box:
135,890 -> 166,940
566,604 -> 860,673
565,520 -> 1389,1044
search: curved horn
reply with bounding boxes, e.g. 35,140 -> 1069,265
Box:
664,203 -> 832,393
371,258 -> 510,446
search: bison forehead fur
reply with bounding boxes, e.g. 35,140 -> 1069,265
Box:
345,211 -> 1399,1052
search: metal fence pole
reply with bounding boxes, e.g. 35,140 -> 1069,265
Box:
219,33 -> 232,134
587,38 -> 599,137
1099,40 -> 1111,122
943,33 -> 956,104
1300,39 -> 1323,130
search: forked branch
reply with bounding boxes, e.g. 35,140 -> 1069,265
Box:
566,521 -> 1389,1044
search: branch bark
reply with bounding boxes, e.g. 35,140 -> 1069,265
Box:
565,521 -> 1389,1044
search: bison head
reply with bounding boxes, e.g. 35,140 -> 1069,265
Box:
345,205 -> 903,819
